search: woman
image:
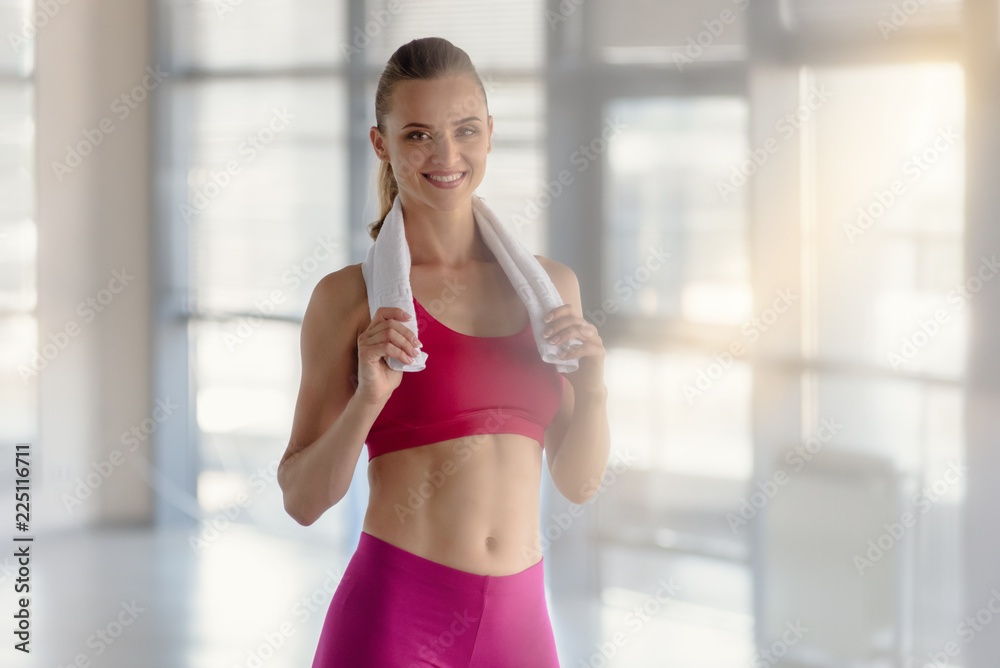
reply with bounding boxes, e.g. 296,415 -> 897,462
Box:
277,36 -> 610,668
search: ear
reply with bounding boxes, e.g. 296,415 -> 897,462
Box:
370,126 -> 388,160
487,115 -> 494,153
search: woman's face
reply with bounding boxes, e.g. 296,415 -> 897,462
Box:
372,75 -> 492,212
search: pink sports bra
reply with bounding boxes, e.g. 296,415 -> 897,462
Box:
365,298 -> 566,461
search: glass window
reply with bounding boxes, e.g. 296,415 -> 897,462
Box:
167,0 -> 347,71
362,0 -> 544,70
174,78 -> 349,318
788,0 -> 962,36
590,0 -> 747,65
604,96 -> 750,325
811,63 -> 965,378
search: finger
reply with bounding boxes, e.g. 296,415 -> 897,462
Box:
367,335 -> 415,366
382,324 -> 421,356
369,321 -> 419,357
385,320 -> 421,348
543,304 -> 569,323
556,342 -> 588,359
545,320 -> 592,344
372,306 -> 413,325
368,310 -> 421,348
385,342 -> 416,365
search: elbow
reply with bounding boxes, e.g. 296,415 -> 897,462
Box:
552,477 -> 595,506
564,487 -> 597,506
276,451 -> 351,526
555,468 -> 607,506
279,480 -> 345,527
278,473 -> 321,527
284,496 -> 320,527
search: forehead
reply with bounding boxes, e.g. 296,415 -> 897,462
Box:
389,76 -> 485,125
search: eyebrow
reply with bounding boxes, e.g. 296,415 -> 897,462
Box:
402,116 -> 482,130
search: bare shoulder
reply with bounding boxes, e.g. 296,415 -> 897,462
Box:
305,263 -> 369,340
533,254 -> 581,312
282,262 -> 368,465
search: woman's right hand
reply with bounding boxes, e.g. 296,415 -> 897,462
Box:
356,306 -> 422,405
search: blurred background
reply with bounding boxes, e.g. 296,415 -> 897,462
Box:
1,0 -> 998,666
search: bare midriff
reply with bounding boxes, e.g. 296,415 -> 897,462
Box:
362,432 -> 545,576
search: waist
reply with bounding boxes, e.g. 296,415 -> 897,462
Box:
353,530 -> 545,590
362,434 -> 545,576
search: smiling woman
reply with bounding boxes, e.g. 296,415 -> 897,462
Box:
275,36 -> 610,668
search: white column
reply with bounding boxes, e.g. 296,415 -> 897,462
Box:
35,0 -> 155,529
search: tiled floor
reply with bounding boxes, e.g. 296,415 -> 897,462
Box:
0,523 -> 754,667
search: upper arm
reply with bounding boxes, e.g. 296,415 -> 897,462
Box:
534,254 -> 581,468
280,264 -> 366,470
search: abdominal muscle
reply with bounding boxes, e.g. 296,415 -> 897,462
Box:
361,432 -> 545,577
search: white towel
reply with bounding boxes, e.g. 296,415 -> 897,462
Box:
360,192 -> 582,373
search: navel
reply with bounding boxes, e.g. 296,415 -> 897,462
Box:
484,535 -> 498,551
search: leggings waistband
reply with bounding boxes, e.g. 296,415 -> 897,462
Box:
356,530 -> 544,596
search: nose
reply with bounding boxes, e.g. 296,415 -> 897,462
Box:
430,134 -> 460,167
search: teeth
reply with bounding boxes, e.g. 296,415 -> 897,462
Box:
426,172 -> 464,182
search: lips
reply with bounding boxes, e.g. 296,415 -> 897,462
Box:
423,172 -> 465,182
422,171 -> 467,188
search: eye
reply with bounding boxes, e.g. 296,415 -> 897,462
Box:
459,127 -> 478,136
407,131 -> 429,140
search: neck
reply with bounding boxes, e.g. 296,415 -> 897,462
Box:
400,194 -> 491,268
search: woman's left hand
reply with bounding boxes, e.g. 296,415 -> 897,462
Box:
543,305 -> 606,395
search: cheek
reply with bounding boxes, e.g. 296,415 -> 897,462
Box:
396,147 -> 429,176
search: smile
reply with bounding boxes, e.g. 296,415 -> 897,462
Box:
423,171 -> 466,188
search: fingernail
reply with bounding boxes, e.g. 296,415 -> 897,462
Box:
545,313 -> 553,322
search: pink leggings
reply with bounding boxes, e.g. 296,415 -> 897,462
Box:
311,531 -> 561,667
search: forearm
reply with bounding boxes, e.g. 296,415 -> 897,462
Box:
550,384 -> 611,504
278,392 -> 385,525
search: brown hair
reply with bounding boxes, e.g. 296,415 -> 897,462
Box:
367,37 -> 490,241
